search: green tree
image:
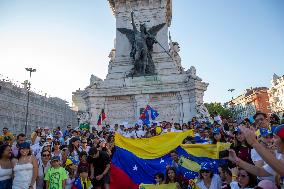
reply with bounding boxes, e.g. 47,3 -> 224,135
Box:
204,102 -> 232,119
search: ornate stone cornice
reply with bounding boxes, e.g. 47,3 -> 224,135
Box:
107,0 -> 172,26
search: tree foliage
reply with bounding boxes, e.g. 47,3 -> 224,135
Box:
204,102 -> 232,119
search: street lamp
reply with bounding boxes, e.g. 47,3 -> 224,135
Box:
24,68 -> 36,136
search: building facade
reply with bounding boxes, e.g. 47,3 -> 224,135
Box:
227,87 -> 271,121
0,77 -> 77,135
268,74 -> 284,117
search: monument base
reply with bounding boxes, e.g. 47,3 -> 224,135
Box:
82,74 -> 208,126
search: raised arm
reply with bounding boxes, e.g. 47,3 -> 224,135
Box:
228,149 -> 271,177
240,126 -> 284,176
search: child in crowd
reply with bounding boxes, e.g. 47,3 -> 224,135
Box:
65,157 -> 79,189
44,156 -> 68,189
78,151 -> 89,172
71,166 -> 93,189
154,172 -> 165,185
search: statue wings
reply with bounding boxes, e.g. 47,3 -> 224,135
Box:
117,28 -> 135,44
147,23 -> 166,37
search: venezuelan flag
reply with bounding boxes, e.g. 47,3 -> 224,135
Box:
110,130 -> 229,189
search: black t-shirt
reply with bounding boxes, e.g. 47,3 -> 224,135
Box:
223,123 -> 229,131
89,151 -> 110,175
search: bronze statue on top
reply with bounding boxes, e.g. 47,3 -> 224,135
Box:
117,12 -> 165,76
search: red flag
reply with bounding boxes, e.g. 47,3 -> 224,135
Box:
97,109 -> 106,126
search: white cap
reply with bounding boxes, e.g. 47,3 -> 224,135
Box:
47,135 -> 53,139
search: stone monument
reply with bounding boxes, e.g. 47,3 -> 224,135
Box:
73,0 -> 209,126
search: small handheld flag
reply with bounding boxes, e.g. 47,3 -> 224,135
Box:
97,109 -> 106,126
139,105 -> 159,126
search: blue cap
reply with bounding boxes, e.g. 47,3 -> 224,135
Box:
259,128 -> 272,137
273,124 -> 284,140
212,127 -> 220,134
234,127 -> 241,134
51,156 -> 60,162
200,162 -> 212,171
19,142 -> 30,149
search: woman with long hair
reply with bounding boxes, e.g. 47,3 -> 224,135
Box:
12,142 -> 38,189
211,128 -> 226,144
51,141 -> 62,161
36,150 -> 51,189
230,168 -> 257,189
68,137 -> 80,161
164,167 -> 182,189
231,128 -> 253,164
0,144 -> 13,189
196,162 -> 221,189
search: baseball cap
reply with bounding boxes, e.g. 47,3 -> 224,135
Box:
51,156 -> 60,162
65,157 -> 79,166
233,127 -> 241,134
212,128 -> 220,134
273,124 -> 284,140
19,142 -> 30,149
200,162 -> 212,171
47,135 -> 53,140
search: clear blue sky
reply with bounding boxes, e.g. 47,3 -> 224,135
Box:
0,0 -> 283,104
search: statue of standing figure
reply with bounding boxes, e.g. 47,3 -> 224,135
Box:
169,32 -> 183,73
117,12 -> 165,76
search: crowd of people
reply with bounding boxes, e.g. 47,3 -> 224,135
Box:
0,111 -> 283,189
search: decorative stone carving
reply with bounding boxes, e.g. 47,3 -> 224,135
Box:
108,49 -> 116,73
90,75 -> 103,86
186,66 -> 202,81
169,32 -> 183,73
195,103 -> 210,122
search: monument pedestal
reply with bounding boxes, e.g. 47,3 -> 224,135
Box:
73,0 -> 209,127
82,74 -> 208,126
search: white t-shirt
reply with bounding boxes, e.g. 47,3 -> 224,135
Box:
251,148 -> 275,182
135,130 -> 146,138
196,174 -> 221,189
263,153 -> 283,179
230,181 -> 253,189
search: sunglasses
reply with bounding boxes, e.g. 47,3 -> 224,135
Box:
200,170 -> 210,173
42,154 -> 50,157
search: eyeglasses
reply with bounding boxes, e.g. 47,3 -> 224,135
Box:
42,154 -> 50,157
200,170 -> 210,173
